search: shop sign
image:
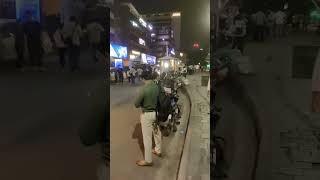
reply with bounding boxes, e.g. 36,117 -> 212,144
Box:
110,43 -> 128,59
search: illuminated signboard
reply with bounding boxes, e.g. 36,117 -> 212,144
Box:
172,12 -> 181,17
141,53 -> 147,64
146,55 -> 156,64
114,59 -> 123,68
139,38 -> 146,46
16,0 -> 41,22
110,43 -> 128,59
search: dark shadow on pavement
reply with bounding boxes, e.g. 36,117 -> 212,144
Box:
132,122 -> 144,157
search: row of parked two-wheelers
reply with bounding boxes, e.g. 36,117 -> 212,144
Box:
211,52 -> 234,179
156,72 -> 184,137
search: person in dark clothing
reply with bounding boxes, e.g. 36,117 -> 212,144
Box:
23,11 -> 44,71
117,67 -> 124,84
14,20 -> 26,70
231,15 -> 247,54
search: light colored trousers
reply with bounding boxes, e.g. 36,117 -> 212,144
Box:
97,163 -> 108,180
141,112 -> 162,163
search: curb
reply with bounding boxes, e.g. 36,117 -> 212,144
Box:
176,84 -> 193,180
228,76 -> 262,180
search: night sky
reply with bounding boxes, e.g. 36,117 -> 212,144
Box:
120,0 -> 210,52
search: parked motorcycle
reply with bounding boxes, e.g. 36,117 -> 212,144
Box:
157,72 -> 183,137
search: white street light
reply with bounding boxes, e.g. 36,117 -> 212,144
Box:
172,12 -> 181,17
131,21 -> 138,27
130,54 -> 136,59
131,50 -> 140,55
164,62 -> 169,68
148,24 -> 153,30
180,53 -> 183,57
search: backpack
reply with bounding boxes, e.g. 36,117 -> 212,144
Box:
156,83 -> 172,122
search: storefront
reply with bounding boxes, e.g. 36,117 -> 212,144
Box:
141,53 -> 156,65
0,0 -> 41,22
128,50 -> 156,67
128,50 -> 141,67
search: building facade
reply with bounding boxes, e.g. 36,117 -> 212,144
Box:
143,11 -> 181,58
117,2 -> 155,67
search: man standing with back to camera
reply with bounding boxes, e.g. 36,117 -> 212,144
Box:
134,71 -> 162,166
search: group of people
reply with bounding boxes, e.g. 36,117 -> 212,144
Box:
250,9 -> 287,41
223,8 -> 299,54
112,65 -> 158,84
53,16 -> 105,71
4,11 -> 105,72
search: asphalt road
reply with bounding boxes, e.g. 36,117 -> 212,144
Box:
110,82 -> 191,180
0,54 -> 106,180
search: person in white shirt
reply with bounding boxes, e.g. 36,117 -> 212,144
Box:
274,10 -> 286,37
63,16 -> 83,71
137,67 -> 143,80
129,67 -> 137,84
267,10 -> 275,38
53,23 -> 67,68
86,19 -> 105,62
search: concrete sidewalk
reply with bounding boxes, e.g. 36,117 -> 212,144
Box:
177,73 -> 210,180
110,82 -> 191,180
234,33 -> 320,180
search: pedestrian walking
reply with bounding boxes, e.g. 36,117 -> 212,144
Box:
231,14 -> 247,54
137,67 -> 143,81
134,71 -> 161,166
266,10 -> 275,38
118,68 -> 124,84
274,10 -> 286,37
130,67 -> 137,84
23,11 -> 44,71
251,12 -> 258,40
63,16 -> 83,72
14,20 -> 26,71
53,23 -> 67,69
254,10 -> 267,42
115,69 -> 119,83
86,19 -> 105,62
182,65 -> 187,78
127,70 -> 131,83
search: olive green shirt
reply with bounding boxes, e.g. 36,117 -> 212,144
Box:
134,81 -> 159,112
